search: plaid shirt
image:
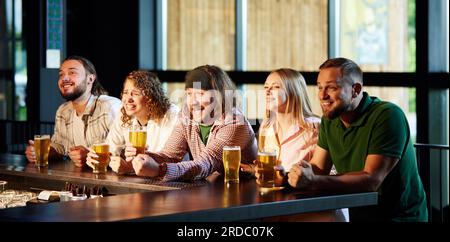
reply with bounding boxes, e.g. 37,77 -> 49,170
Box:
148,108 -> 257,181
51,95 -> 122,155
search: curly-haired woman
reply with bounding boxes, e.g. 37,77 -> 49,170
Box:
87,70 -> 179,174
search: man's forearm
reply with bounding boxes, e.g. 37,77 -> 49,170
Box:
312,171 -> 377,193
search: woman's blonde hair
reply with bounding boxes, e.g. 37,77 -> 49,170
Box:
264,68 -> 318,128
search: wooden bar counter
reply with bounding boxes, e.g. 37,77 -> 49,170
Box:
0,154 -> 377,221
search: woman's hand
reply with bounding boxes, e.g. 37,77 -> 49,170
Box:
124,142 -> 137,162
254,161 -> 286,187
273,165 -> 286,187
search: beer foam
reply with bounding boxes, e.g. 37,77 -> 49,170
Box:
257,151 -> 277,156
34,135 -> 50,140
223,146 -> 241,151
93,143 -> 109,146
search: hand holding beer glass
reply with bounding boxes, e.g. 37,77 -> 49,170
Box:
129,125 -> 147,155
256,150 -> 280,188
89,142 -> 111,174
222,146 -> 241,183
34,135 -> 51,167
256,125 -> 284,189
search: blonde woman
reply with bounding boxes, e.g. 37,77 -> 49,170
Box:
241,68 -> 320,174
242,68 -> 347,222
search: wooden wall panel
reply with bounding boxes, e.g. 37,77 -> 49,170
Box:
247,0 -> 328,71
167,0 -> 235,70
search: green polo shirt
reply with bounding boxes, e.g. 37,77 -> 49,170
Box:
199,124 -> 213,145
318,92 -> 427,221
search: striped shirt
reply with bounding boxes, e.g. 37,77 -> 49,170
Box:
51,95 -> 122,155
259,117 -> 320,171
147,108 -> 257,181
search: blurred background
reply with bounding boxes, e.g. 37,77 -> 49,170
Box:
1,0 -> 448,143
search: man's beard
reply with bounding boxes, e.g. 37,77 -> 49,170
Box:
322,102 -> 351,120
61,79 -> 88,101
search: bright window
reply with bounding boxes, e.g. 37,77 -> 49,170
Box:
246,0 -> 328,71
167,0 -> 235,70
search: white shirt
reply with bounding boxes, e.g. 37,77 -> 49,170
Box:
106,104 -> 180,155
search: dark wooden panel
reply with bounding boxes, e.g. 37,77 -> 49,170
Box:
0,153 -> 377,222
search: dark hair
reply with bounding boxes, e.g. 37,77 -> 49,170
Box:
185,65 -> 237,115
120,70 -> 171,126
63,55 -> 107,96
319,57 -> 363,85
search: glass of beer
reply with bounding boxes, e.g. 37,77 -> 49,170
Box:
34,135 -> 51,167
129,125 -> 147,154
256,150 -> 277,188
222,146 -> 241,183
92,142 -> 110,174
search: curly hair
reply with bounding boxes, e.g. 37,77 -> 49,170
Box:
120,71 -> 171,127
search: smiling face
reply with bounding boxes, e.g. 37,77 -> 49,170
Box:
185,88 -> 220,125
121,79 -> 148,120
264,72 -> 288,113
58,60 -> 93,101
317,67 -> 354,119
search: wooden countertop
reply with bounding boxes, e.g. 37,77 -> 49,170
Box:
0,154 -> 377,221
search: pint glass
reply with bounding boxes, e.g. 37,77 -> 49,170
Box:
256,151 -> 277,188
92,143 -> 110,174
129,126 -> 147,154
34,135 -> 51,167
222,146 -> 241,183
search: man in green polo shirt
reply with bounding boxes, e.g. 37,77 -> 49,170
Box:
287,57 -> 427,222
